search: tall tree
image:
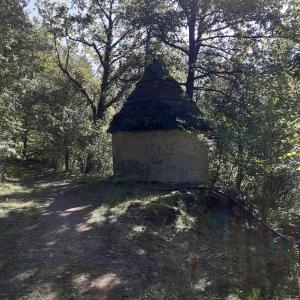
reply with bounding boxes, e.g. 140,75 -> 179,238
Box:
39,0 -> 143,122
130,0 -> 285,100
0,0 -> 33,181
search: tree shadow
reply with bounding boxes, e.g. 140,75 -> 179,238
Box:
0,176 -> 299,299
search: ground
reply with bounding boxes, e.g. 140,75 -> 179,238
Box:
0,162 -> 299,300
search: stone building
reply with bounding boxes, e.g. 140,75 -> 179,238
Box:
108,60 -> 210,184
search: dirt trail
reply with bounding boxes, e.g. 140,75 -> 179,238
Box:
0,175 -> 127,300
1,167 -> 299,300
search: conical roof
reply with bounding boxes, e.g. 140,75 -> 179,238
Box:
108,59 -> 209,133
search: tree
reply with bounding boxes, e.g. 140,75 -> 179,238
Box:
205,33 -> 300,219
129,0 -> 285,100
0,0 -> 33,181
0,0 -> 32,93
39,0 -> 143,123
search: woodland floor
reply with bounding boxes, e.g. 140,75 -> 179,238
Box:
0,162 -> 299,300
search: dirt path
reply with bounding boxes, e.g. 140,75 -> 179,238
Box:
1,166 -> 299,300
0,175 -> 128,300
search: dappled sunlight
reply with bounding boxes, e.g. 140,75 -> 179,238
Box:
88,196 -> 167,226
0,201 -> 36,218
192,277 -> 212,292
46,241 -> 57,246
90,273 -> 121,290
175,207 -> 196,231
23,282 -> 58,300
76,222 -> 93,232
88,204 -> 110,225
132,225 -> 145,234
0,201 -> 36,210
57,211 -> 71,217
11,269 -> 38,284
90,191 -> 178,227
41,211 -> 53,216
0,181 -> 35,219
24,224 -> 39,231
52,224 -> 69,234
38,182 -> 70,189
65,205 -> 91,212
135,246 -> 147,256
72,273 -> 90,286
0,183 -> 33,197
0,164 -> 298,299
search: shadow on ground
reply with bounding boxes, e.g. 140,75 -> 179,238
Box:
0,162 -> 299,299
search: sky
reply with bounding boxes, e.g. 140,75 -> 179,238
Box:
26,0 -> 67,19
26,0 -> 38,19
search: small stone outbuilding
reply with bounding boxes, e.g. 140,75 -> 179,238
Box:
108,60 -> 210,184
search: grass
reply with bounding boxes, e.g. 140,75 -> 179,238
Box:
0,164 -> 39,233
70,175 -> 299,298
82,182 -> 300,299
0,180 -> 36,218
0,161 -> 299,299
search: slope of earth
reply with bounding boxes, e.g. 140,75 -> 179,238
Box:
0,162 -> 299,300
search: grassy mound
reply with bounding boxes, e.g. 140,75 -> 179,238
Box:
88,183 -> 299,300
0,163 -> 298,299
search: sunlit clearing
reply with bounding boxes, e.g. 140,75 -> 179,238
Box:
90,273 -> 121,290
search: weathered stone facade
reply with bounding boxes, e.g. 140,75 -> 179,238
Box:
112,130 -> 208,184
108,59 -> 210,185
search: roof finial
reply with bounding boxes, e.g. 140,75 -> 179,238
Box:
142,58 -> 172,81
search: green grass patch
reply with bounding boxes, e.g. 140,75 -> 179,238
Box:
0,182 -> 36,218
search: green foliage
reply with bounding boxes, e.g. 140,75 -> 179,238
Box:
0,0 -> 299,242
38,0 -> 144,121
0,1 -> 299,297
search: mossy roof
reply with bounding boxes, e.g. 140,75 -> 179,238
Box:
108,59 -> 210,133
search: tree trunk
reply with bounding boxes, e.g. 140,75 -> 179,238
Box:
212,143 -> 223,185
236,136 -> 244,193
64,147 -> 70,172
96,14 -> 113,120
0,161 -> 5,183
79,158 -> 85,173
22,129 -> 28,160
85,153 -> 94,174
186,13 -> 197,100
144,28 -> 152,65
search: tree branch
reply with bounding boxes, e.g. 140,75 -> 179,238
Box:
111,30 -> 131,49
194,68 -> 237,80
159,36 -> 189,54
95,0 -> 110,20
200,43 -> 237,55
195,87 -> 231,98
210,20 -> 241,33
200,34 -> 273,42
104,82 -> 130,110
53,35 -> 97,121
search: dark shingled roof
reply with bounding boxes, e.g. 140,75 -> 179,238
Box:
108,59 -> 210,133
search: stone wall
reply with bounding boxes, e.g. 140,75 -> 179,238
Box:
111,130 -> 208,184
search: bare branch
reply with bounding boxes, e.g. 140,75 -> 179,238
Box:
195,71 -> 237,80
65,42 -> 70,68
200,34 -> 273,42
53,35 -> 97,121
210,20 -> 241,33
159,35 -> 189,54
110,45 -> 139,65
111,30 -> 131,49
104,82 -> 130,110
201,9 -> 223,21
200,43 -> 237,55
117,74 -> 141,83
195,87 -> 230,98
66,33 -> 104,66
200,50 -> 231,61
95,0 -> 110,20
